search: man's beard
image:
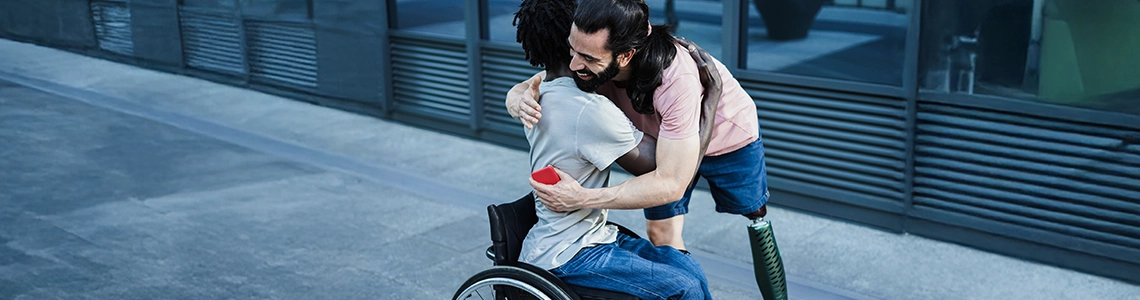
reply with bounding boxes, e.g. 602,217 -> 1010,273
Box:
572,59 -> 620,93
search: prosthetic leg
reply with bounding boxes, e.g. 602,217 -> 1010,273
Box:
747,207 -> 787,300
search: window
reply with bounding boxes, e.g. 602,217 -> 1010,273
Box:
920,0 -> 1140,115
488,0 -> 726,59
310,0 -> 385,23
181,0 -> 237,8
241,0 -> 311,19
490,0 -> 523,42
745,0 -> 911,86
650,0 -> 726,61
392,0 -> 466,37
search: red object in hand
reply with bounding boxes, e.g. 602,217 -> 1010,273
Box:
532,165 -> 560,185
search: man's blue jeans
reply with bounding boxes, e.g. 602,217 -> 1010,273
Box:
550,232 -> 711,300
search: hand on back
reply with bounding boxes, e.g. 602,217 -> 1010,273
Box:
508,72 -> 547,129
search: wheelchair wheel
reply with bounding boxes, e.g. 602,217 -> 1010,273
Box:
453,266 -> 573,300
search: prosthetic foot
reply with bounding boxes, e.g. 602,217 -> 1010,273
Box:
748,212 -> 787,300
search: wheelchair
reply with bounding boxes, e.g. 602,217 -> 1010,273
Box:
452,193 -> 641,300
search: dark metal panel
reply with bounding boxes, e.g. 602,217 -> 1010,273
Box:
313,28 -> 383,103
379,0 -> 395,114
91,0 -> 133,57
901,0 -> 923,222
741,79 -> 909,210
919,91 -> 1140,131
245,21 -> 318,90
914,101 -> 1140,265
389,33 -> 470,124
722,0 -> 745,69
312,0 -> 385,33
179,9 -> 246,76
479,45 -> 540,141
465,0 -> 487,130
129,1 -> 183,66
771,182 -> 905,232
733,69 -> 907,99
0,0 -> 97,48
132,0 -> 178,5
919,104 -> 1140,167
913,195 -> 1140,263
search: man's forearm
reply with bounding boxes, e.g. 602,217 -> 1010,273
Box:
585,170 -> 687,209
587,135 -> 699,210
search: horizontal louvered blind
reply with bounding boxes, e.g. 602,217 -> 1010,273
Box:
245,22 -> 318,89
480,45 -> 540,136
91,1 -> 133,57
179,9 -> 246,76
914,102 -> 1140,262
742,80 -> 908,205
390,33 -> 470,123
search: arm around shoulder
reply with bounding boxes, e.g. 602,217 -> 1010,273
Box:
589,134 -> 700,209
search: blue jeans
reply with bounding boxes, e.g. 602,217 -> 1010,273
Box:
645,138 -> 770,220
550,233 -> 711,300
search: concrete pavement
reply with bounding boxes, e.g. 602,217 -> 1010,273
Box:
1,38 -> 1138,299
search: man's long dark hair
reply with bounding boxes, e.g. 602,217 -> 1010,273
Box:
575,0 -> 676,114
514,0 -> 576,69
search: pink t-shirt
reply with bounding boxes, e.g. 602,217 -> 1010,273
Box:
597,43 -> 759,156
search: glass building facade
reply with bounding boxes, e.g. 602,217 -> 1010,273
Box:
2,0 -> 1138,284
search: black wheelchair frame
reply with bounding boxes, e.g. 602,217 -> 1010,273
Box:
452,193 -> 641,300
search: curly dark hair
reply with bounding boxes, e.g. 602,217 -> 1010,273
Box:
514,0 -> 577,69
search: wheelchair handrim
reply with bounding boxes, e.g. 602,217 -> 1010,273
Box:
456,277 -> 554,300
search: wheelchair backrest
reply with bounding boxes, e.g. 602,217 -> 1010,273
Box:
487,193 -> 539,265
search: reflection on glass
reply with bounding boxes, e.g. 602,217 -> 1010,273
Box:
242,0 -> 310,18
746,0 -> 910,86
392,0 -> 466,37
646,0 -> 725,61
920,0 -> 1140,115
181,0 -> 237,8
490,0 -> 524,43
490,0 -> 725,59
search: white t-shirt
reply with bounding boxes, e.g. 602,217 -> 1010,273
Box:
521,77 -> 643,270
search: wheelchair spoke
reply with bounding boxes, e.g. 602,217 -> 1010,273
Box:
454,266 -> 571,300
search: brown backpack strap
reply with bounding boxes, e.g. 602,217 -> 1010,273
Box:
675,37 -> 722,166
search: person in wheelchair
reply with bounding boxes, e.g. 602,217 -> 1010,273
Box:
512,0 -> 711,299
